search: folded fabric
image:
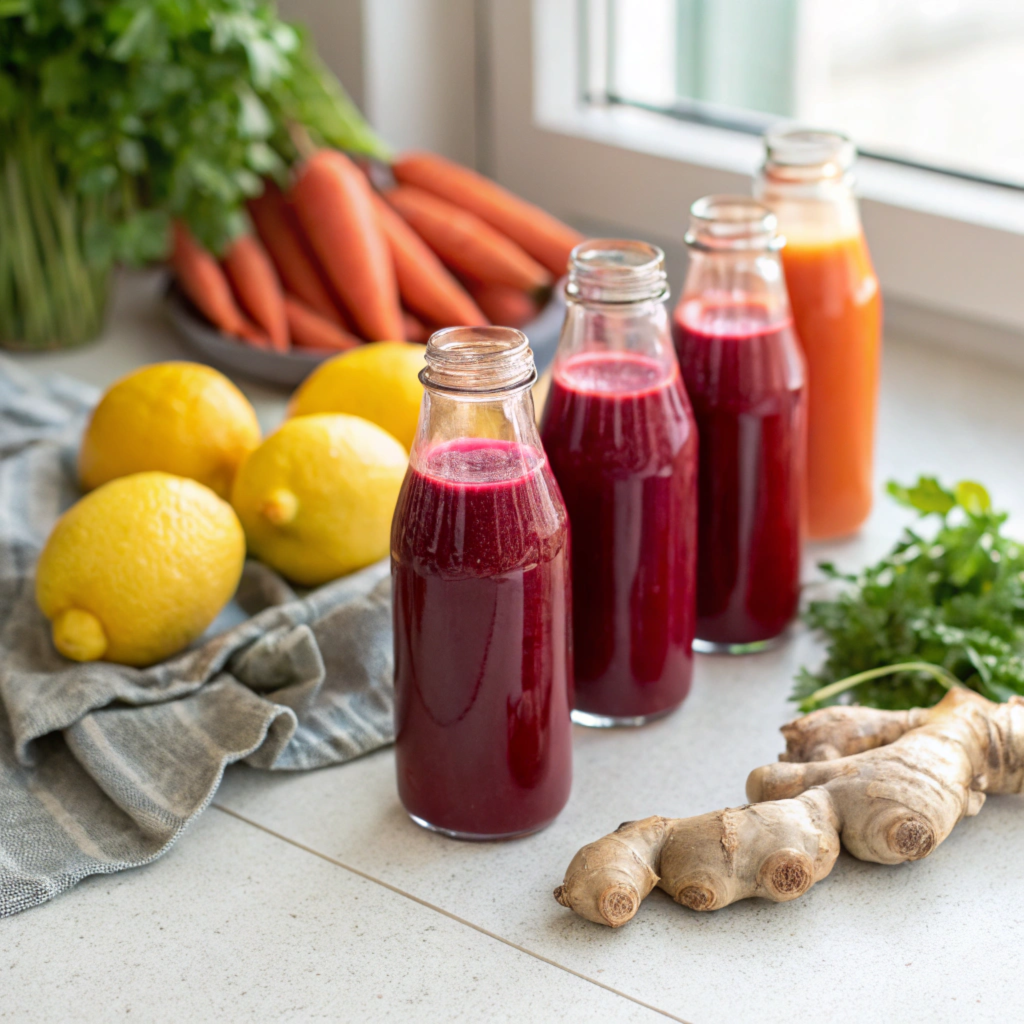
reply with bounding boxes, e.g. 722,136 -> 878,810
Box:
0,358 -> 395,918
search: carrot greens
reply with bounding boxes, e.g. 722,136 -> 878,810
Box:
0,1 -> 387,346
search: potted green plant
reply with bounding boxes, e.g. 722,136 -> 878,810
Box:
0,0 -> 386,350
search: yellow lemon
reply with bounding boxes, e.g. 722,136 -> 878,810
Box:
231,414 -> 408,587
288,342 -> 424,450
533,368 -> 552,423
79,361 -> 261,499
36,472 -> 246,667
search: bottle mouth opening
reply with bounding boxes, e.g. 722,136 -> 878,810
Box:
421,326 -> 537,394
566,239 -> 669,304
685,196 -> 781,252
763,125 -> 855,180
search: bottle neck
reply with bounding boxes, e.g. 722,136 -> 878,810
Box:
755,127 -> 862,243
757,177 -> 861,242
554,239 -> 677,373
554,294 -> 676,372
680,247 -> 792,327
421,326 -> 536,394
412,326 -> 544,475
412,385 -> 543,473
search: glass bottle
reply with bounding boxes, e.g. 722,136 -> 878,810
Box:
540,240 -> 698,726
391,326 -> 573,840
672,196 -> 806,653
755,126 -> 882,540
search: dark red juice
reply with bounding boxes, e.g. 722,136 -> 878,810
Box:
391,438 -> 573,838
540,352 -> 698,720
673,299 -> 805,647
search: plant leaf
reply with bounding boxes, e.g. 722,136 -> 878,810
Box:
237,86 -> 272,139
955,480 -> 991,516
796,477 -> 1024,711
109,7 -> 165,62
887,477 -> 956,516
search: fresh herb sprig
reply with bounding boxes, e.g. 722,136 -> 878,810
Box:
795,477 -> 1024,712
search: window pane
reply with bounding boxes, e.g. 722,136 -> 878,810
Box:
596,0 -> 1024,186
607,0 -> 678,107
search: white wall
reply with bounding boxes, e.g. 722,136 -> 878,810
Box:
278,0 -> 480,165
277,0 -> 367,109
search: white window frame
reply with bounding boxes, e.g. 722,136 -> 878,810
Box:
484,0 -> 1024,365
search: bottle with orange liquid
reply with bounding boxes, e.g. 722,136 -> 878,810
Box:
755,127 -> 882,540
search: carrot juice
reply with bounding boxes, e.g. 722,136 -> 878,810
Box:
780,232 -> 881,538
756,128 -> 882,540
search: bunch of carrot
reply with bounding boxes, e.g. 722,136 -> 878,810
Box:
171,148 -> 582,354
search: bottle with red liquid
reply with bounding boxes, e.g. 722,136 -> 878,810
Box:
540,241 -> 698,726
672,196 -> 806,653
391,326 -> 573,839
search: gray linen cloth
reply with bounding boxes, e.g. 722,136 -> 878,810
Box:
0,357 -> 395,917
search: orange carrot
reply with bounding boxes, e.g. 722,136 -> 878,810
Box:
385,186 -> 552,292
402,310 -> 430,343
170,222 -> 268,348
248,182 -> 347,327
370,192 -> 488,328
470,283 -> 539,329
285,296 -> 362,352
223,234 -> 289,352
392,151 -> 582,277
291,150 -> 404,341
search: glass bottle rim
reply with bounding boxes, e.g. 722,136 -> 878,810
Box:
762,124 -> 856,182
566,239 -> 669,304
420,326 -> 538,395
685,195 -> 783,253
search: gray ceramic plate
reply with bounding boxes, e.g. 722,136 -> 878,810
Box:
165,281 -> 567,388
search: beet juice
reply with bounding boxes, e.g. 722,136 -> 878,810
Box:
392,328 -> 572,839
541,241 -> 698,725
673,197 -> 806,653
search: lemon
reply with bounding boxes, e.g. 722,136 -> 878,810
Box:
231,414 -> 407,587
288,342 -> 424,451
533,368 -> 552,423
80,361 -> 261,499
36,472 -> 246,667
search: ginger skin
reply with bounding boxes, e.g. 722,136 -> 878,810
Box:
554,688 -> 1024,927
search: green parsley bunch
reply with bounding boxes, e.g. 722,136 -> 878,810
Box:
0,0 -> 387,346
795,477 -> 1024,712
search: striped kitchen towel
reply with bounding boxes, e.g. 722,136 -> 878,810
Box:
0,358 -> 395,918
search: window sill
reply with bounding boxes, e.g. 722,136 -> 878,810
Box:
538,102 -> 1024,236
486,0 -> 1024,353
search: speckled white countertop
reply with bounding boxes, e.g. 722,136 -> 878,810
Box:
3,272 -> 1023,1023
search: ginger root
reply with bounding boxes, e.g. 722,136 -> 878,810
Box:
554,688 -> 1024,927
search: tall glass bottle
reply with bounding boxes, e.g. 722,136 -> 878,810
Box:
540,240 -> 698,726
672,196 -> 806,653
755,127 -> 882,540
392,327 -> 573,840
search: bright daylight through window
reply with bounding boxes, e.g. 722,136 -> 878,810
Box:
582,0 -> 1024,187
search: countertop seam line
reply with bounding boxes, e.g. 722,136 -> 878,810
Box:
210,802 -> 691,1024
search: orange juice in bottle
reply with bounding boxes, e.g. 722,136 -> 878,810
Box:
755,128 -> 882,540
